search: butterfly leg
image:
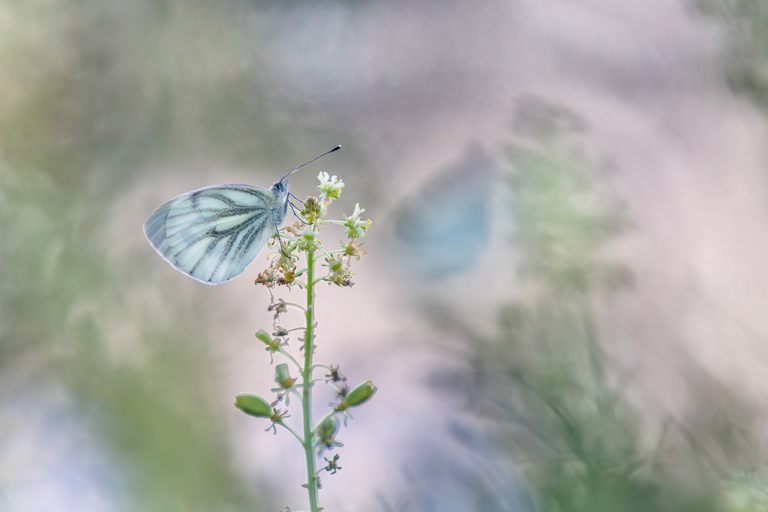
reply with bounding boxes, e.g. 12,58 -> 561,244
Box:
288,192 -> 305,205
289,201 -> 310,225
273,223 -> 291,258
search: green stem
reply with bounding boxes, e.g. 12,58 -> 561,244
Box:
277,348 -> 303,373
301,248 -> 320,512
281,301 -> 306,312
277,421 -> 304,445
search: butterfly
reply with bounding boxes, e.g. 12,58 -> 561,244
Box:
143,145 -> 341,285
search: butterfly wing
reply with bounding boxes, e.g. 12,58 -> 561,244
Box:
144,184 -> 277,285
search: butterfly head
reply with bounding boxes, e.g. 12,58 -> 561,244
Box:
270,179 -> 290,224
271,145 -> 341,222
271,179 -> 288,197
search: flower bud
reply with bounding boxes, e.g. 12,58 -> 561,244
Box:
255,329 -> 273,346
234,393 -> 273,418
301,196 -> 322,223
275,363 -> 296,389
256,329 -> 283,355
335,380 -> 377,411
315,414 -> 341,449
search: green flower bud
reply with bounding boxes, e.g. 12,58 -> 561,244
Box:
274,363 -> 296,389
335,380 -> 377,411
301,196 -> 322,223
255,329 -> 273,346
315,414 -> 341,450
234,393 -> 273,418
256,329 -> 283,355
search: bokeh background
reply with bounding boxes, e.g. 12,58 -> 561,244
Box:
3,1 -> 768,511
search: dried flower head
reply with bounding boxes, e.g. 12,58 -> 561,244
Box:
342,240 -> 366,260
268,298 -> 288,316
323,454 -> 342,475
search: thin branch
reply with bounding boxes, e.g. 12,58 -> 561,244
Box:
317,245 -> 335,259
278,421 -> 305,445
282,302 -> 307,313
278,348 -> 304,373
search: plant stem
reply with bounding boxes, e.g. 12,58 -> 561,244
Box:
301,247 -> 320,512
277,348 -> 303,373
278,421 -> 305,445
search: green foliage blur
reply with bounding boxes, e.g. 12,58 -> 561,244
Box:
493,109 -> 717,512
696,0 -> 768,111
0,2 -> 283,510
423,99 -> 765,512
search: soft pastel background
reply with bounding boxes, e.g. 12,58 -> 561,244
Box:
2,1 -> 768,511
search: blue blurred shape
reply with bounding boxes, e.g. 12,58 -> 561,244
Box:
392,145 -> 497,280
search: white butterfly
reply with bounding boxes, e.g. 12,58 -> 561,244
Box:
143,145 -> 340,285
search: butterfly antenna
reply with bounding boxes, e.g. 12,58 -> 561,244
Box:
279,145 -> 341,182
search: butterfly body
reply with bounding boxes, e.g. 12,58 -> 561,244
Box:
144,180 -> 289,285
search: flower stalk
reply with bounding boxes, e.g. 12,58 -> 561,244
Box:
237,171 -> 376,512
302,246 -> 319,511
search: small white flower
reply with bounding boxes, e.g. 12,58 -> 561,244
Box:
343,203 -> 372,239
350,203 -> 364,218
317,171 -> 345,202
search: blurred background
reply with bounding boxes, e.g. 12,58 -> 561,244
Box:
2,1 -> 768,511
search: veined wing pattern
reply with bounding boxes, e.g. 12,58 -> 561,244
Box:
144,184 -> 277,285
